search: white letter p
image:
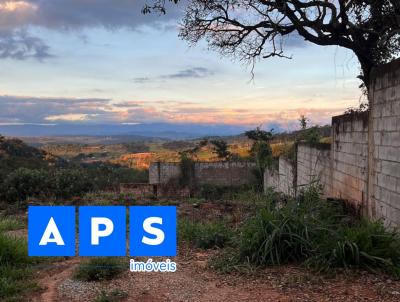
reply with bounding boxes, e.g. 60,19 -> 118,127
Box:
91,217 -> 114,245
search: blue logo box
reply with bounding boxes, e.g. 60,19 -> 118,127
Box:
130,206 -> 176,256
28,206 -> 176,257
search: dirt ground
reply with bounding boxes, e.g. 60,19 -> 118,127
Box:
5,202 -> 400,302
29,248 -> 400,302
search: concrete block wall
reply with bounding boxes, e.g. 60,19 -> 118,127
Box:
263,59 -> 400,227
264,169 -> 279,192
296,143 -> 332,197
194,161 -> 256,186
369,59 -> 400,226
149,162 -> 181,184
331,112 -> 369,208
149,161 -> 256,186
264,157 -> 295,196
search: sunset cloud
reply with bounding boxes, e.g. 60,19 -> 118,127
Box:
44,113 -> 98,122
0,0 -> 181,31
132,67 -> 215,83
0,95 -> 342,130
0,0 -> 183,60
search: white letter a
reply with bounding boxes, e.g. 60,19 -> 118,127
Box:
39,217 -> 65,246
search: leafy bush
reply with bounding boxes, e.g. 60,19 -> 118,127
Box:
83,162 -> 148,190
1,168 -> 50,203
0,167 -> 93,203
0,162 -> 147,204
179,219 -> 233,249
53,168 -> 93,199
74,258 -> 124,282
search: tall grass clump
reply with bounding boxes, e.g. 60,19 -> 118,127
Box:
0,217 -> 25,232
0,232 -> 30,267
306,219 -> 400,276
179,218 -> 233,249
236,186 -> 400,278
0,232 -> 38,301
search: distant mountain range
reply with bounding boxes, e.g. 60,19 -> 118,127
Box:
0,123 -> 285,140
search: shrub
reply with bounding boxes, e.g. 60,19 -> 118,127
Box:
74,258 -> 124,281
306,220 -> 400,276
83,163 -> 148,190
0,232 -> 38,300
1,168 -> 50,203
53,168 -> 93,199
236,190 -> 400,278
179,219 -> 233,249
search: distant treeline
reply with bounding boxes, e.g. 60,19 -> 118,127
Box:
0,135 -> 147,204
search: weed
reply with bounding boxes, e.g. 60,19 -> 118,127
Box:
0,232 -> 30,266
0,232 -> 39,301
74,258 -> 124,282
0,266 -> 38,301
179,218 -> 233,249
0,217 -> 25,232
93,289 -> 128,302
236,190 -> 400,278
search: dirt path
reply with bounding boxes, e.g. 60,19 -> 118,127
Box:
34,258 -> 81,302
33,250 -> 400,302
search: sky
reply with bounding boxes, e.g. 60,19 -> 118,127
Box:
0,0 -> 364,132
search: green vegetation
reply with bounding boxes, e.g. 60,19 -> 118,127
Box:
178,152 -> 195,188
74,258 -> 124,282
179,218 -> 233,249
93,290 -> 128,302
209,139 -> 232,160
211,187 -> 400,278
245,127 -> 275,189
0,136 -> 147,205
198,184 -> 256,201
0,217 -> 25,232
0,232 -> 38,301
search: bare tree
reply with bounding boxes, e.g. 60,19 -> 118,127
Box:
145,0 -> 400,91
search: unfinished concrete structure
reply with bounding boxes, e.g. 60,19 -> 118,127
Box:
265,59 -> 400,227
149,161 -> 256,187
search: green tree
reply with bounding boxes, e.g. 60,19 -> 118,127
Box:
53,169 -> 93,199
297,116 -> 321,144
1,168 -> 49,203
178,152 -> 196,188
299,115 -> 308,130
245,127 -> 274,188
210,139 -> 231,160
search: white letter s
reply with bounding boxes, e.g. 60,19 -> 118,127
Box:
142,217 -> 165,246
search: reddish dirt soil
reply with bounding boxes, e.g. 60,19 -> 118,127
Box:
30,249 -> 400,302
8,202 -> 400,302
